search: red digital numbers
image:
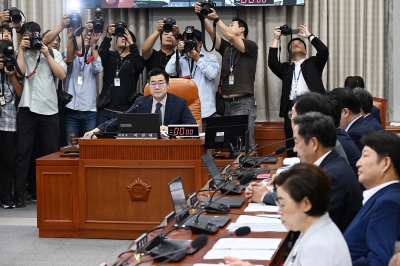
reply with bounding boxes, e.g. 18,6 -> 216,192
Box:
173,127 -> 194,136
240,0 -> 267,3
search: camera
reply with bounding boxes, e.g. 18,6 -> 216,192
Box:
113,21 -> 127,37
183,26 -> 196,53
163,18 -> 176,33
199,0 -> 216,18
29,32 -> 42,50
0,45 -> 15,71
93,6 -> 104,33
4,7 -> 22,24
68,12 -> 82,30
279,25 -> 299,36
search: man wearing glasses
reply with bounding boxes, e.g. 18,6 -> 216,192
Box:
85,68 -> 195,136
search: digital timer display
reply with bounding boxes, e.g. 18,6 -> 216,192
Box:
168,124 -> 200,137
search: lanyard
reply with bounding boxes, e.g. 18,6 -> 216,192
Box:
189,58 -> 197,79
116,57 -> 128,77
26,52 -> 42,79
293,67 -> 302,83
229,47 -> 234,74
78,57 -> 85,73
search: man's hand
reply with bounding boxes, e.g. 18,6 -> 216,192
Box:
194,2 -> 202,14
274,26 -> 282,40
172,24 -> 180,37
40,42 -> 50,57
160,125 -> 168,132
224,256 -> 254,266
91,32 -> 102,46
267,173 -> 278,186
124,28 -> 134,45
61,14 -> 70,29
187,48 -> 200,61
83,20 -> 94,36
0,10 -> 10,24
19,35 -> 31,50
4,66 -> 16,77
157,19 -> 164,33
298,24 -> 311,38
177,41 -> 184,53
245,182 -> 268,203
67,28 -> 74,40
206,8 -> 218,20
106,24 -> 115,38
84,128 -> 100,137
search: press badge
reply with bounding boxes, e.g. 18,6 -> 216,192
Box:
229,74 -> 234,85
0,96 -> 5,106
114,77 -> 121,87
77,75 -> 83,85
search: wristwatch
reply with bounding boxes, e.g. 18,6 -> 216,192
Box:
214,17 -> 220,24
307,34 -> 315,40
91,45 -> 98,50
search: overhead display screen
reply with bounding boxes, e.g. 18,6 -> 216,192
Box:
101,0 -> 305,8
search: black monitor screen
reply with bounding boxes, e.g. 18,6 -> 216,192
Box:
204,115 -> 248,149
101,0 -> 305,8
167,176 -> 188,215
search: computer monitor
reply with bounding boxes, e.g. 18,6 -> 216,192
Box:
204,115 -> 249,157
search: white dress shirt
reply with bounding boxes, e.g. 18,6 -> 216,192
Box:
362,180 -> 400,205
345,115 -> 362,132
289,59 -> 309,100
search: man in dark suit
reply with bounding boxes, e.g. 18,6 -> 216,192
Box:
354,88 -> 384,131
344,131 -> 400,266
85,68 -> 196,135
327,88 -> 375,151
268,25 -> 328,156
245,112 -> 362,232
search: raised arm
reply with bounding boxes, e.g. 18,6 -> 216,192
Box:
142,20 -> 164,60
41,44 -> 66,80
42,15 -> 70,46
194,2 -> 221,50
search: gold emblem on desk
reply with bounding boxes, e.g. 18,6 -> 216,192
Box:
127,178 -> 151,201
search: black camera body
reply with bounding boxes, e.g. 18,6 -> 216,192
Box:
1,45 -> 15,72
4,7 -> 22,23
183,26 -> 196,53
113,21 -> 127,37
279,25 -> 299,36
200,0 -> 216,18
163,18 -> 176,33
93,6 -> 104,33
29,32 -> 42,50
68,12 -> 82,30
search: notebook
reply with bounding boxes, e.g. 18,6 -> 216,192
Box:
168,176 -> 231,228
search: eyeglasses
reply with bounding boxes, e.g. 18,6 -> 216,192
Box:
150,82 -> 165,88
288,111 -> 292,119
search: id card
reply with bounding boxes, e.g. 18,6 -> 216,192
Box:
114,77 -> 121,87
229,74 -> 234,85
77,75 -> 83,85
0,96 -> 5,106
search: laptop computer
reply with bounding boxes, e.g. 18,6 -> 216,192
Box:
117,113 -> 160,137
200,154 -> 246,208
168,176 -> 231,228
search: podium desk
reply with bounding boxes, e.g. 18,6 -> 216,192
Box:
36,138 -> 206,239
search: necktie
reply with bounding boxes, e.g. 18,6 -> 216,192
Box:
155,102 -> 162,125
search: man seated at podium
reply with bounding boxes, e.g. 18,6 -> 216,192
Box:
84,68 -> 196,136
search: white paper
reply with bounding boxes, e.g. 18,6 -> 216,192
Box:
227,223 -> 288,232
204,249 -> 276,260
236,215 -> 281,224
244,203 -> 279,212
390,122 -> 400,126
283,157 -> 300,166
212,238 -> 282,250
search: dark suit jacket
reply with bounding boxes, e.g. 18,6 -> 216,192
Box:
263,150 -> 362,232
344,183 -> 400,266
347,116 -> 376,151
268,37 -> 329,117
371,105 -> 381,124
337,128 -> 361,177
98,93 -> 196,132
365,115 -> 384,131
319,150 -> 363,233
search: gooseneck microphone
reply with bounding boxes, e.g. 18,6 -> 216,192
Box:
206,226 -> 251,244
104,101 -> 143,132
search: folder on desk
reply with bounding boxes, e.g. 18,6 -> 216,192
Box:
168,176 -> 231,228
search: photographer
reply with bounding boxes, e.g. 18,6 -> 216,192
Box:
194,3 -> 258,149
165,27 -> 219,131
268,25 -> 328,156
0,40 -> 22,209
97,22 -> 143,125
63,22 -> 103,144
0,9 -> 23,43
14,22 -> 67,208
42,14 -> 70,49
142,19 -> 179,73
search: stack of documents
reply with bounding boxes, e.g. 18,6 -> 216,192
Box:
226,215 -> 287,232
283,157 -> 300,166
203,238 -> 282,260
244,203 -> 279,212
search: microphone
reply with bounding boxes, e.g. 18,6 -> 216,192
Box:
206,226 -> 251,244
104,101 -> 143,132
133,234 -> 208,265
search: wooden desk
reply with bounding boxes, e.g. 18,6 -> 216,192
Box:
36,138 -> 206,239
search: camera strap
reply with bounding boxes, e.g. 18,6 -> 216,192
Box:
0,71 -> 4,96
26,52 -> 42,78
200,19 -> 216,52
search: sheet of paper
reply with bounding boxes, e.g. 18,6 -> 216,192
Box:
194,264 -> 264,266
204,249 -> 276,260
244,203 -> 279,212
236,214 -> 281,224
227,223 -> 288,232
212,238 -> 282,250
